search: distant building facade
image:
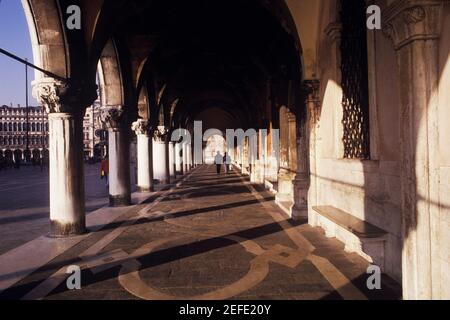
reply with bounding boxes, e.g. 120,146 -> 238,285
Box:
0,104 -> 48,165
0,101 -> 106,166
83,99 -> 107,160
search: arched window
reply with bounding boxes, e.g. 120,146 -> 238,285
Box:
37,123 -> 41,132
340,0 -> 370,159
8,123 -> 12,132
31,123 -> 36,132
13,123 -> 17,132
18,137 -> 23,145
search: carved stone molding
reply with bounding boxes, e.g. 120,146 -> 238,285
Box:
32,78 -> 65,113
382,0 -> 447,50
131,119 -> 150,135
100,106 -> 125,130
278,168 -> 296,181
287,111 -> 296,123
32,77 -> 97,114
153,125 -> 169,142
301,80 -> 320,104
325,22 -> 342,43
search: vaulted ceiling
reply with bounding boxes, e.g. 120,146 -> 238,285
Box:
25,0 -> 304,130
100,0 -> 303,130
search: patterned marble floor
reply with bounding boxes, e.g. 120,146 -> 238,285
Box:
0,165 -> 401,300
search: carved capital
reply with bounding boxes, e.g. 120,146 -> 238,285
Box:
131,119 -> 150,135
32,78 -> 65,113
287,111 -> 296,123
32,77 -> 97,114
382,0 -> 446,50
325,22 -> 342,43
301,80 -> 320,103
100,106 -> 126,130
153,125 -> 169,142
278,169 -> 296,181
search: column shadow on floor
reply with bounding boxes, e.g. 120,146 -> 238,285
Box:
0,218 -> 303,299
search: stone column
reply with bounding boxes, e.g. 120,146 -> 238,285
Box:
249,131 -> 261,183
182,143 -> 188,173
131,119 -> 153,192
101,106 -> 131,206
254,129 -> 266,184
229,145 -> 235,165
383,1 -> 444,299
236,145 -> 242,169
241,138 -> 249,175
32,77 -> 96,236
168,141 -> 176,182
185,143 -> 189,171
276,109 -> 296,206
265,126 -> 279,182
175,142 -> 183,174
186,143 -> 193,170
292,80 -> 319,220
153,126 -> 169,185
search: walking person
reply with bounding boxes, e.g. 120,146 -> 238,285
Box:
100,156 -> 109,187
214,151 -> 223,175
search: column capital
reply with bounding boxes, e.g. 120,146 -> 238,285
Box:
153,125 -> 169,142
287,112 -> 296,123
100,106 -> 126,130
131,119 -> 150,135
32,77 -> 97,114
301,80 -> 320,102
325,22 -> 342,43
382,0 -> 447,50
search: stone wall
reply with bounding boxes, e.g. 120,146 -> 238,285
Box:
307,0 -> 403,282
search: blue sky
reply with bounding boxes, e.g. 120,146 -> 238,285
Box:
0,0 -> 38,106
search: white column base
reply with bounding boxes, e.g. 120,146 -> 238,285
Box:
48,113 -> 85,236
136,134 -> 153,192
108,129 -> 131,206
153,140 -> 169,185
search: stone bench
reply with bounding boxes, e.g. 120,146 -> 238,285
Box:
313,206 -> 388,271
